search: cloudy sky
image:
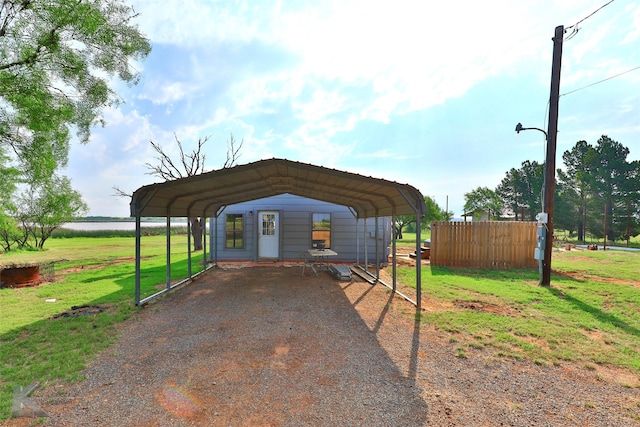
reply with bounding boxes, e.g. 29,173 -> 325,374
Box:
66,0 -> 640,217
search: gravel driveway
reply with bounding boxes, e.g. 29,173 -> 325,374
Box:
19,265 -> 640,426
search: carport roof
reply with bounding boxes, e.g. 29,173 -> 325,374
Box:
130,158 -> 427,218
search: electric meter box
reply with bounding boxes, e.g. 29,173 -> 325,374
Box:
535,225 -> 546,260
535,212 -> 548,224
537,226 -> 546,239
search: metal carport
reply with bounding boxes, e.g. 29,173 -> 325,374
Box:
130,158 -> 427,307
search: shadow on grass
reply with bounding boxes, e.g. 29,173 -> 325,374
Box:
426,266 -> 640,337
83,254 -> 206,304
543,283 -> 640,338
0,254 -> 204,421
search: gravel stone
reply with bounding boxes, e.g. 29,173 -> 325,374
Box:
6,266 -> 639,426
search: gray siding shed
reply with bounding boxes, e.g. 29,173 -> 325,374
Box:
210,194 -> 391,263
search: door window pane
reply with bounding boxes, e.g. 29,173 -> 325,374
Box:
262,213 -> 276,236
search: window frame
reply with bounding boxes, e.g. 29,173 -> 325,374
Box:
311,212 -> 331,249
225,213 -> 244,249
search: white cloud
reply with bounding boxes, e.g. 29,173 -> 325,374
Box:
138,81 -> 195,105
620,2 -> 640,44
62,0 -> 639,216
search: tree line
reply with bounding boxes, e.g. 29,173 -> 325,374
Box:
464,135 -> 640,244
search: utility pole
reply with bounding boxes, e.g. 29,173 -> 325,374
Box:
603,203 -> 608,251
540,25 -> 564,287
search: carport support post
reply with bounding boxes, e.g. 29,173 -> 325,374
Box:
375,215 -> 380,281
392,214 -> 397,292
363,217 -> 368,273
135,213 -> 141,305
166,215 -> 171,290
355,217 -> 360,266
187,214 -> 192,278
202,217 -> 207,271
214,216 -> 218,265
415,213 -> 421,308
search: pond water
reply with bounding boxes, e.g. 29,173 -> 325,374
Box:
576,244 -> 640,252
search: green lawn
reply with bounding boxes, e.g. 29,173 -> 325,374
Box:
398,248 -> 640,374
0,235 -> 204,420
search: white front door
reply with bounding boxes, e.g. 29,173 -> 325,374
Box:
258,211 -> 279,259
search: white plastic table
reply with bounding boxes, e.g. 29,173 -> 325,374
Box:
307,248 -> 338,274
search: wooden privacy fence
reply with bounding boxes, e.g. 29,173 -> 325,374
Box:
430,221 -> 538,268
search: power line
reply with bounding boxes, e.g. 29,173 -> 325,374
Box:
566,0 -> 616,31
560,65 -> 640,97
565,0 -> 616,40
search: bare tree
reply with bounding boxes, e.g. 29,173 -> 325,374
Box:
145,134 -> 210,180
114,133 -> 243,251
223,134 -> 243,169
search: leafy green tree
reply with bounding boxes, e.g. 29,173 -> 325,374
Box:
496,161 -> 543,221
0,211 -> 22,251
0,0 -> 150,249
608,156 -> 639,243
393,215 -> 414,240
0,0 -> 151,172
517,160 -> 544,220
423,195 -> 451,224
496,167 -> 523,219
620,160 -> 640,245
557,136 -> 639,243
0,152 -> 21,250
553,179 -> 580,237
464,187 -> 504,220
584,136 -> 638,242
0,152 -> 19,206
557,140 -> 592,241
393,196 -> 449,239
15,175 -> 87,249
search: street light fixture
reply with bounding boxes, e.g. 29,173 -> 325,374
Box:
515,123 -> 548,140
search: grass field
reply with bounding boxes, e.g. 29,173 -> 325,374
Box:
1,234 -> 639,421
0,234 -> 204,420
398,247 -> 640,375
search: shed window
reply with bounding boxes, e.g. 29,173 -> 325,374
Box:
312,213 -> 331,248
225,214 -> 244,249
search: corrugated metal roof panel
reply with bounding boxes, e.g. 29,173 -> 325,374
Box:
130,158 -> 426,218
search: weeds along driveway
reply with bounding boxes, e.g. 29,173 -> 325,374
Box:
37,267 -> 428,426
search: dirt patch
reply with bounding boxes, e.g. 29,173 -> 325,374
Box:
453,300 -> 515,316
59,257 -> 142,275
592,365 -> 640,388
51,305 -> 107,319
390,245 -> 430,267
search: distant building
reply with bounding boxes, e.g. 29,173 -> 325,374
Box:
462,210 -> 490,222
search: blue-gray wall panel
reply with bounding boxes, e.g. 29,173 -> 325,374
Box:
209,194 -> 391,263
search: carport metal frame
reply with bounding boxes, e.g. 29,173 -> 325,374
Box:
130,158 -> 427,307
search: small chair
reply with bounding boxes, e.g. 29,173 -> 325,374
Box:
301,251 -> 317,276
